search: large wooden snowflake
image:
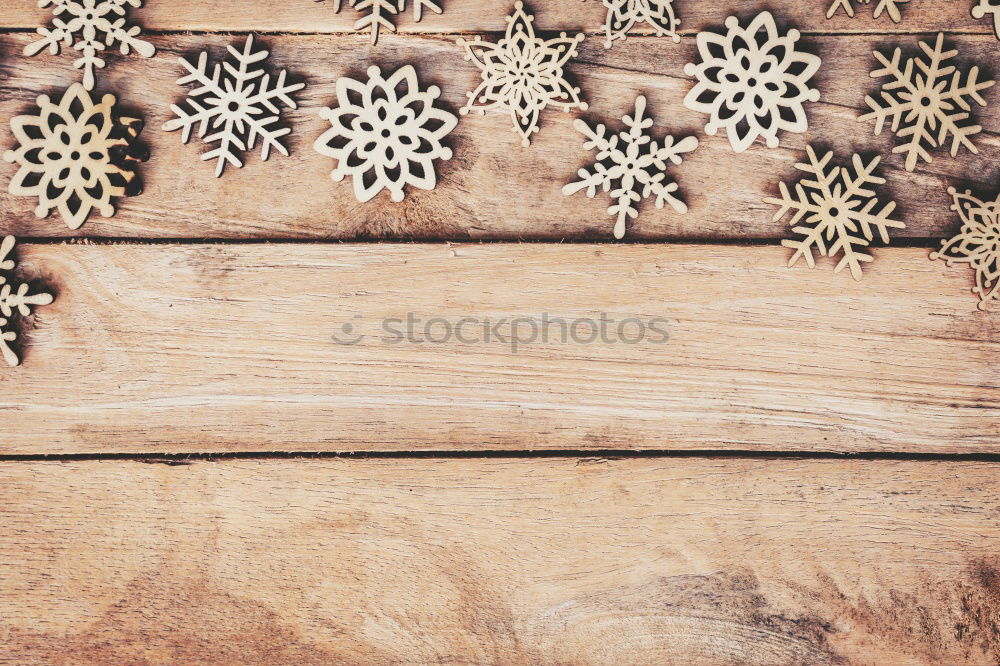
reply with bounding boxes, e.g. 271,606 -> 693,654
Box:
600,0 -> 680,48
324,0 -> 442,44
827,0 -> 910,22
24,0 -> 156,91
931,187 -> 1000,310
563,96 -> 698,239
457,1 -> 587,146
765,146 -> 905,280
860,33 -> 995,172
0,236 -> 53,367
163,35 -> 305,177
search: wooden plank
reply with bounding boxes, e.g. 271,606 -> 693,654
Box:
2,243 -> 996,454
1,32 -> 997,240
0,0 -> 992,34
1,458 -> 999,664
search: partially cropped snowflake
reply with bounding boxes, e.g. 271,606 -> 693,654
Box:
23,0 -> 155,91
0,236 -> 53,367
323,0 -> 442,44
972,0 -> 1000,39
860,33 -> 995,172
457,1 -> 587,146
314,65 -> 457,203
765,146 -> 905,280
931,187 -> 1000,310
827,0 -> 911,22
600,0 -> 680,48
4,82 -> 145,229
563,96 -> 698,239
163,35 -> 305,177
684,12 -> 821,153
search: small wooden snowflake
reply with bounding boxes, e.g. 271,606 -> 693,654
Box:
931,187 -> 1000,310
323,0 -> 442,44
0,236 -> 54,367
827,0 -> 911,22
600,0 -> 681,48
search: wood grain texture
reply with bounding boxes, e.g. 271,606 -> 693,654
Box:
3,243 -> 996,454
1,31 -> 998,240
2,458 -> 999,665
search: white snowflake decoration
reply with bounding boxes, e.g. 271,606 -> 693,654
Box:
601,0 -> 681,48
684,12 -> 821,153
0,236 -> 54,367
324,0 -> 442,44
827,0 -> 911,22
563,96 -> 698,239
931,187 -> 1000,310
457,1 -> 588,146
972,0 -> 1000,39
163,35 -> 305,177
314,65 -> 457,203
24,0 -> 156,91
765,146 -> 906,280
860,33 -> 995,172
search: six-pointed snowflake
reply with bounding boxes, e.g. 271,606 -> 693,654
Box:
24,0 -> 155,91
314,65 -> 457,203
457,1 -> 588,146
765,146 -> 906,280
0,236 -> 54,367
931,187 -> 1000,310
163,35 -> 305,177
323,0 -> 442,44
860,33 -> 995,172
827,0 -> 911,22
684,12 -> 821,153
4,82 -> 145,229
600,0 -> 681,48
972,0 -> 1000,39
563,96 -> 698,239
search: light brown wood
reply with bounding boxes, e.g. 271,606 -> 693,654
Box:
2,32 -> 998,240
2,243 -> 996,454
2,458 -> 999,664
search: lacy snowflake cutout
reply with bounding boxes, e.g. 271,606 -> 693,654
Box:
765,146 -> 905,280
972,0 -> 1000,39
931,187 -> 1000,310
683,12 -> 821,153
601,0 -> 680,48
563,96 -> 698,239
324,0 -> 442,44
24,0 -> 155,91
0,236 -> 54,367
4,82 -> 145,230
827,0 -> 910,22
457,1 -> 588,146
163,35 -> 305,177
860,33 -> 995,172
314,65 -> 457,203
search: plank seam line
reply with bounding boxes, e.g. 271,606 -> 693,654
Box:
0,28 -> 993,37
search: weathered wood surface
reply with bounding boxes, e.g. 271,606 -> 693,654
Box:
2,458 -> 999,665
1,31 -> 997,239
2,243 -> 996,454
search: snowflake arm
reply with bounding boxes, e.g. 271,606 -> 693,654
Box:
324,0 -> 442,44
972,0 -> 1000,39
0,236 -> 54,367
601,0 -> 681,48
827,0 -> 910,22
931,187 -> 1000,310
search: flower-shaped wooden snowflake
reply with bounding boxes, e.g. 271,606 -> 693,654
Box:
0,236 -> 53,367
600,0 -> 680,48
4,83 -> 145,230
457,1 -> 587,146
860,33 -> 995,172
765,146 -> 905,280
163,35 -> 305,177
931,187 -> 1000,310
827,0 -> 911,22
314,65 -> 457,203
323,0 -> 442,44
972,0 -> 1000,39
563,96 -> 698,239
684,12 -> 821,153
24,0 -> 155,91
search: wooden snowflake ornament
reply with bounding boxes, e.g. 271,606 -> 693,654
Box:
861,33 -> 995,172
827,0 -> 910,22
684,12 -> 821,153
314,65 -> 457,203
765,146 -> 905,280
324,0 -> 442,44
972,0 -> 1000,39
0,236 -> 54,367
564,96 -> 698,239
601,0 -> 680,48
24,0 -> 155,91
457,1 -> 588,146
163,35 -> 305,177
931,187 -> 1000,310
4,82 -> 146,230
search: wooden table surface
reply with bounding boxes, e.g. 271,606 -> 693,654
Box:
1,0 -> 998,663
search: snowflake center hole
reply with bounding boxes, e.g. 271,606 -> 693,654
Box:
227,101 -> 240,112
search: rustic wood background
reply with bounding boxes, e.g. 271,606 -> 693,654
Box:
1,0 -> 998,663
